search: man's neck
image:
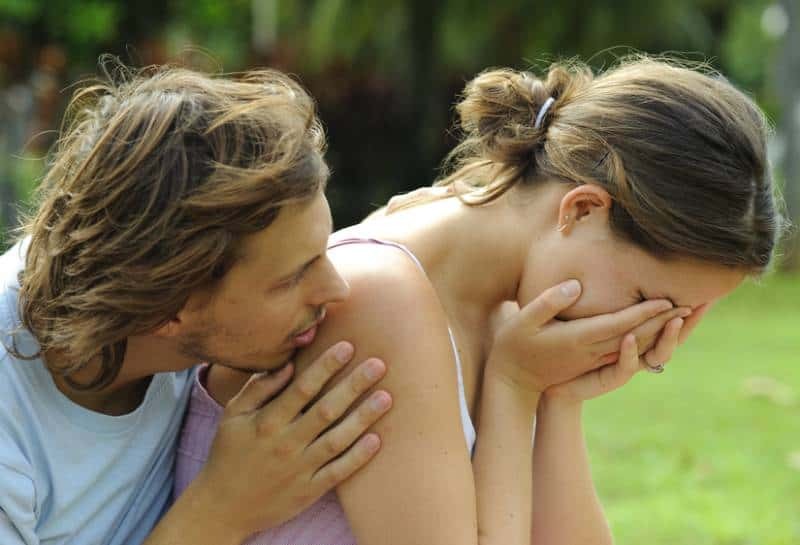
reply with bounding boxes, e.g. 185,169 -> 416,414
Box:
46,334 -> 195,415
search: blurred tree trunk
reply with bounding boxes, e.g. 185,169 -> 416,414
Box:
407,0 -> 444,188
777,0 -> 799,271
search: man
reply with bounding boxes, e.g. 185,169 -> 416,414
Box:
1,63 -> 393,545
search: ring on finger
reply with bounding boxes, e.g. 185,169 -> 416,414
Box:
644,361 -> 665,374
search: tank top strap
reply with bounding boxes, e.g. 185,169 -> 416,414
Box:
328,237 -> 427,273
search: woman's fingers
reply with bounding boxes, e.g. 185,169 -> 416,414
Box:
225,364 -> 294,417
256,341 -> 355,428
590,306 -> 691,357
595,333 -> 640,394
643,317 -> 683,369
514,280 -> 583,330
619,333 -> 642,377
572,299 -> 673,344
678,302 -> 713,344
293,358 -> 390,443
304,388 -> 392,470
549,334 -> 641,402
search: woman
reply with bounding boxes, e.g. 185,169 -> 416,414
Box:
175,56 -> 781,544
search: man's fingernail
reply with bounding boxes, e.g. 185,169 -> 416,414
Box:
678,308 -> 692,317
364,433 -> 381,452
561,279 -> 581,297
363,359 -> 385,381
369,391 -> 391,411
336,342 -> 354,362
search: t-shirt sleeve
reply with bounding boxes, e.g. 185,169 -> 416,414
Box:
0,461 -> 39,545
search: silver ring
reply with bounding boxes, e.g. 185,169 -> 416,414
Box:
645,362 -> 665,374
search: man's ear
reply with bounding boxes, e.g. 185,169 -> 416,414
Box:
151,314 -> 184,338
150,300 -> 200,338
555,184 -> 613,235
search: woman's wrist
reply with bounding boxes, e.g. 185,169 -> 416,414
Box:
539,387 -> 584,414
483,365 -> 542,415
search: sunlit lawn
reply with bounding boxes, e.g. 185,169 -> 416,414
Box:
587,274 -> 799,545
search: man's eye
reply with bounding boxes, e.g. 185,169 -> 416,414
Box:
280,272 -> 303,289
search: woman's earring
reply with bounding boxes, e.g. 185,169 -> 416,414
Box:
557,215 -> 569,232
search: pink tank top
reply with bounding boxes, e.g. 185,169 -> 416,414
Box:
173,237 -> 476,545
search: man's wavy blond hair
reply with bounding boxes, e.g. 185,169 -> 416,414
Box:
13,59 -> 328,390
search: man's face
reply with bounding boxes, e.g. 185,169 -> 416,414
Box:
176,190 -> 349,372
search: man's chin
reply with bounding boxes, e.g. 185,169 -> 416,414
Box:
210,351 -> 296,375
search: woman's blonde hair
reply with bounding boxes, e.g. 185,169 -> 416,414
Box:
14,59 -> 328,390
397,56 -> 782,270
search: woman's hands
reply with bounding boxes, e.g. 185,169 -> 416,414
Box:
545,300 -> 712,403
168,342 -> 392,544
485,280 -> 696,396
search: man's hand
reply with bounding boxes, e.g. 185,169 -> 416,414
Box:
151,342 -> 392,545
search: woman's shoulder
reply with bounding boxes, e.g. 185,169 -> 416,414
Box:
293,236 -> 455,404
325,238 -> 444,344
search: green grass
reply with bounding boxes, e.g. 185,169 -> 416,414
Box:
587,274 -> 800,545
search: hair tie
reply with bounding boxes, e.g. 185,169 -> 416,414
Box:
534,97 -> 555,130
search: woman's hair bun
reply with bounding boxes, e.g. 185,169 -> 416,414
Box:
454,65 -> 591,166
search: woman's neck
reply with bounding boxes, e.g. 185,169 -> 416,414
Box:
358,185 -> 557,319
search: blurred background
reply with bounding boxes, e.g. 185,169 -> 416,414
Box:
0,1 -> 797,543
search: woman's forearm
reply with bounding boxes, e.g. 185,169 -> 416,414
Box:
472,371 -> 540,545
530,394 -> 613,545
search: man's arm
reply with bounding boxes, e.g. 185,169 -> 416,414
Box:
144,341 -> 393,545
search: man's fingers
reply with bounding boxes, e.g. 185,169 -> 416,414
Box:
515,280 -> 582,329
644,317 -> 683,368
225,364 -> 294,417
309,433 -> 383,491
293,358 -> 389,442
258,341 -> 355,426
305,389 -> 392,469
574,299 -> 674,344
678,302 -> 713,344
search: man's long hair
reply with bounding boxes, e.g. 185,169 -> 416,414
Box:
14,58 -> 329,390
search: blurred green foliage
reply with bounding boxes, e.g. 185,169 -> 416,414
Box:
0,0 -> 786,229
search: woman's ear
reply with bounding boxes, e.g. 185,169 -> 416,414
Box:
556,184 -> 613,235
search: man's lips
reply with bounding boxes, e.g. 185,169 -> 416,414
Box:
292,309 -> 327,347
293,325 -> 318,347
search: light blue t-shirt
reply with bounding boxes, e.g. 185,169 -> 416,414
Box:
0,241 -> 194,545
